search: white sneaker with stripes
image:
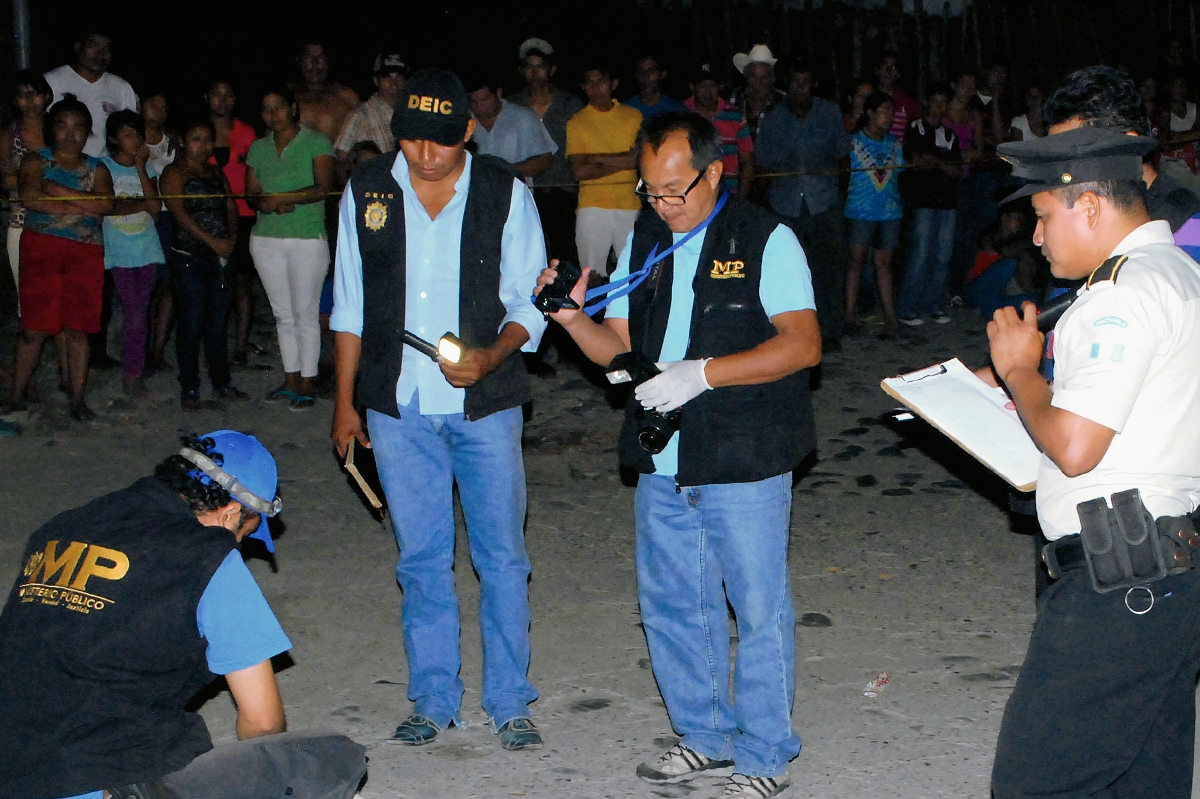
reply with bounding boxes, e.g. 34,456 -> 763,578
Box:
636,743 -> 735,783
715,772 -> 791,798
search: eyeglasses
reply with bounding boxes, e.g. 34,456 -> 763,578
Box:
635,171 -> 704,206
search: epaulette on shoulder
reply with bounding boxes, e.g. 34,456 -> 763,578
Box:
1086,253 -> 1129,288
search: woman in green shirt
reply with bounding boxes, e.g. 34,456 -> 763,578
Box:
246,86 -> 335,411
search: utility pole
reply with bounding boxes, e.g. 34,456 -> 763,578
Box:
13,0 -> 30,68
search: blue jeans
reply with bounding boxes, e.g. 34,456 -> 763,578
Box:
898,208 -> 956,319
367,399 -> 536,729
636,473 -> 800,778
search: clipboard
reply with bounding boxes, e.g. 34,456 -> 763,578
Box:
881,358 -> 1040,491
344,438 -> 385,515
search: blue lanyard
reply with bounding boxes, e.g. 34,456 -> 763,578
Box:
581,191 -> 729,316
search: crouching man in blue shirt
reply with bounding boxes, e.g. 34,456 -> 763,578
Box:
0,430 -> 366,799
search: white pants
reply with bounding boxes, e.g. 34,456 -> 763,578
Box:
575,207 -> 638,277
7,227 -> 20,291
249,234 -> 329,378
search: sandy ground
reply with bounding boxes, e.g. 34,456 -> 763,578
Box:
0,290 -> 1191,798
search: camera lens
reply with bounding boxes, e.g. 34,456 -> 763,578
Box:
637,412 -> 678,454
638,426 -> 670,454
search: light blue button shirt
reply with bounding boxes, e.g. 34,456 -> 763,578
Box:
331,152 -> 548,415
471,100 -> 558,166
607,222 -> 815,475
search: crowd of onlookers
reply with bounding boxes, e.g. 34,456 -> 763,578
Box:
2,25 -> 1195,435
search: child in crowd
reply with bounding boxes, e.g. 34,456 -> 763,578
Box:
897,84 -> 959,326
160,117 -> 249,410
963,205 -> 1042,316
101,110 -> 164,398
844,91 -> 905,336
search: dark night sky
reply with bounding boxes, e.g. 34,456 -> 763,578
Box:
22,0 -> 651,112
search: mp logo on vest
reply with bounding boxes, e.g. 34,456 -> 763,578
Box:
710,259 -> 746,279
19,540 -> 130,614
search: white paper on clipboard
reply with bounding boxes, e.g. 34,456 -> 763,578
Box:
881,358 -> 1040,491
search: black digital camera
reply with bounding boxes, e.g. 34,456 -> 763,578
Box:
606,352 -> 680,454
534,260 -> 582,314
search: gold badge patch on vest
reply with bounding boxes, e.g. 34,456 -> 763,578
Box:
710,259 -> 746,279
364,201 -> 388,232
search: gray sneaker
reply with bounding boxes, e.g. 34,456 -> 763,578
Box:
637,744 -> 735,783
714,772 -> 790,798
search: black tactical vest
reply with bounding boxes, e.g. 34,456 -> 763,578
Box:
0,477 -> 236,799
351,152 -> 530,420
620,197 -> 816,486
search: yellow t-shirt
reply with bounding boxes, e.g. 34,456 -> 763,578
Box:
566,101 -> 644,210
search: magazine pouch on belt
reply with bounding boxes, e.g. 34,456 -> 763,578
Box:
1076,488 -> 1167,593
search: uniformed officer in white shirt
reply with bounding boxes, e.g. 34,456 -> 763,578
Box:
987,127 -> 1200,799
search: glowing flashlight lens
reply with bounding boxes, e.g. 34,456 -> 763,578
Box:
606,369 -> 633,385
437,337 -> 463,364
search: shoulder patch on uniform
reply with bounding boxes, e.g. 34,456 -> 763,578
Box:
1093,316 -> 1129,329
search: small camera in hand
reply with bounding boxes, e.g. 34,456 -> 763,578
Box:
534,260 -> 582,314
606,351 -> 681,454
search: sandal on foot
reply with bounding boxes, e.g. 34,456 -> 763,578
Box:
214,386 -> 251,402
288,394 -> 316,412
266,387 -> 297,403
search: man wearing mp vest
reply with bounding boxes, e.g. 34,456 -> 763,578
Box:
330,69 -> 548,750
0,431 -> 366,799
536,112 -> 820,799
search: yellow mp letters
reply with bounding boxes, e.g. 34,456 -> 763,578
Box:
408,95 -> 454,115
19,540 -> 129,614
710,259 -> 746,279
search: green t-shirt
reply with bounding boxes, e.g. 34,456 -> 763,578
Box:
246,127 -> 334,239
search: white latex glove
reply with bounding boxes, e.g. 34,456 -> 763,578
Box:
634,359 -> 713,413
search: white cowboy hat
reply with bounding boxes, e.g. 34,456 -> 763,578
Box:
519,37 -> 554,60
732,44 -> 778,74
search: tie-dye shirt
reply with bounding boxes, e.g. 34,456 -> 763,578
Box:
844,130 -> 904,221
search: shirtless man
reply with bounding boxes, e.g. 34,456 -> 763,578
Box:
294,42 -> 360,143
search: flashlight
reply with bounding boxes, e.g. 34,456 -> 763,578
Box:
403,331 -> 464,364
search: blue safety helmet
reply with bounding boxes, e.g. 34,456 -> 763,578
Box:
180,430 -> 282,552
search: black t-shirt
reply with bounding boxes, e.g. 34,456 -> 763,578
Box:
1147,156 -> 1200,231
901,118 -> 960,210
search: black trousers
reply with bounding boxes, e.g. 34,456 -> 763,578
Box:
782,205 -> 846,340
154,731 -> 366,799
992,563 -> 1200,798
169,250 -> 232,394
532,187 -> 578,264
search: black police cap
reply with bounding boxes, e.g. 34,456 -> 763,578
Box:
996,126 -> 1157,203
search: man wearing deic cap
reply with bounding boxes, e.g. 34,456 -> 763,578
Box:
330,68 -> 548,750
986,127 -> 1200,798
0,431 -> 366,799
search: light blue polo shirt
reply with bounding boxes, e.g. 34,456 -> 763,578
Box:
607,222 -> 815,475
330,151 -> 548,415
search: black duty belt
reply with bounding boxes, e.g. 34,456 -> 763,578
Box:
1042,535 -> 1087,579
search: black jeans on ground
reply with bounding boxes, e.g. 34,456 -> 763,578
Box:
783,204 -> 846,340
154,730 -> 366,799
169,249 -> 232,394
